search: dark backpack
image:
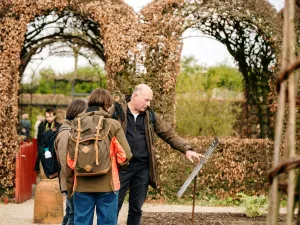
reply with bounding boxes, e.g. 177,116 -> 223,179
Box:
39,126 -> 69,179
112,101 -> 156,127
68,111 -> 111,176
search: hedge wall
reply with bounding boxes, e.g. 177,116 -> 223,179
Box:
0,136 -> 281,201
151,137 -> 275,200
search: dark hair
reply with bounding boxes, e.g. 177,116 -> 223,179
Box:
88,89 -> 114,111
45,108 -> 56,116
66,99 -> 87,120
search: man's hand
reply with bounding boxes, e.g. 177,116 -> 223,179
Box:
185,150 -> 205,163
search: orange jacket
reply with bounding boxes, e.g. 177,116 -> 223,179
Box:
110,136 -> 127,190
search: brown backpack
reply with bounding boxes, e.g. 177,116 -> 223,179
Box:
68,111 -> 111,176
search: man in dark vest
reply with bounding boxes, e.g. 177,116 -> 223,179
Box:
113,84 -> 203,225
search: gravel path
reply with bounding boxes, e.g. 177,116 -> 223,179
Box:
0,189 -> 288,225
0,197 -> 129,225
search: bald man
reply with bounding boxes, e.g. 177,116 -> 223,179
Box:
112,84 -> 203,225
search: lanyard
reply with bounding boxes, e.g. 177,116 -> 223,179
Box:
45,122 -> 54,131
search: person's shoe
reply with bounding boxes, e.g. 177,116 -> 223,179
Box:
62,215 -> 69,225
66,216 -> 74,225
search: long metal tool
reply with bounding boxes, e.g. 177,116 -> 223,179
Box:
177,137 -> 219,198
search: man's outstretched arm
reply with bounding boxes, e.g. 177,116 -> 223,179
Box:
153,113 -> 204,162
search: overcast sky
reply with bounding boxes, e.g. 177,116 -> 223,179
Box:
23,0 -> 284,82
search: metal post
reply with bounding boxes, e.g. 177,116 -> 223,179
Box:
192,174 -> 197,225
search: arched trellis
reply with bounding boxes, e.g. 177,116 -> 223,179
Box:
137,0 -> 284,191
19,9 -> 106,76
0,0 -> 284,197
188,1 -> 282,138
140,0 -> 283,139
0,0 -> 140,198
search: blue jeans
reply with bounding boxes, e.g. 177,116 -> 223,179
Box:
73,191 -> 118,225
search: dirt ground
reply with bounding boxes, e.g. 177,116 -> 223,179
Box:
141,212 -> 287,225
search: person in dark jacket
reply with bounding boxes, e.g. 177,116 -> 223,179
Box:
113,84 -> 204,225
20,113 -> 30,140
34,108 -> 62,173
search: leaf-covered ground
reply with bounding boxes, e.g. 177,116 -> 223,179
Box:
141,212 -> 287,225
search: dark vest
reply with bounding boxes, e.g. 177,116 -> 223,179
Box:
126,109 -> 149,164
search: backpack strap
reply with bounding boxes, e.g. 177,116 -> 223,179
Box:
58,125 -> 71,134
73,118 -> 82,168
94,116 -> 103,166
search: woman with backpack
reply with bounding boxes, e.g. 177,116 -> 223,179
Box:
55,99 -> 88,225
66,89 -> 132,225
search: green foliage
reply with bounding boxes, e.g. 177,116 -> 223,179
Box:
22,66 -> 106,95
176,56 -> 205,93
175,56 -> 243,136
204,65 -> 244,92
237,193 -> 268,217
35,68 -> 67,94
175,94 -> 241,136
148,187 -> 285,215
177,56 -> 244,94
